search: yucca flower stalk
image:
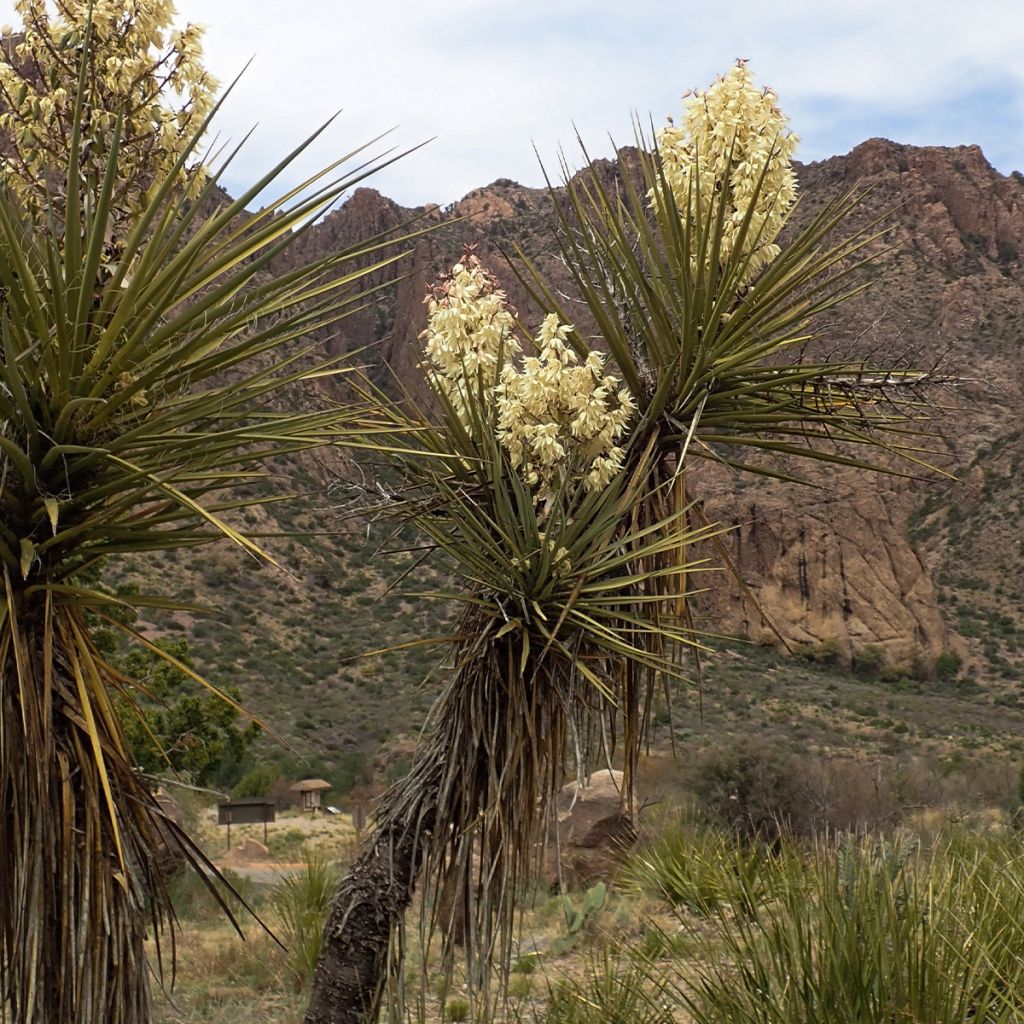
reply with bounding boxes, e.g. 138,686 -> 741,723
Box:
306,261 -> 722,1024
0,37 -> 420,1024
0,0 -> 216,237
512,63 -> 941,665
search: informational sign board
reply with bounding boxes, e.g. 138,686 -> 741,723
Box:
217,799 -> 276,826
217,798 -> 276,848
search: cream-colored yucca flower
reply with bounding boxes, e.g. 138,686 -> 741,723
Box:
0,0 -> 216,228
496,314 -> 634,501
421,254 -> 519,425
654,61 -> 798,282
423,258 -> 634,502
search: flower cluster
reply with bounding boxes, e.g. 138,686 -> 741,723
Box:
422,254 -> 519,425
0,0 -> 216,229
654,61 -> 798,282
423,258 -> 635,502
495,314 -> 634,500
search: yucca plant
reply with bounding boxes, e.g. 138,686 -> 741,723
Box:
308,66 -> 943,1024
305,260 -> 722,1024
272,854 -> 343,991
0,29 -> 419,1024
523,86 -> 935,480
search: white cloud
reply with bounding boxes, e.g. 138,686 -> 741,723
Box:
2,1 -> 1023,205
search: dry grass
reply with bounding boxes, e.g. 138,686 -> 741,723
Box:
193,808 -> 360,866
156,795 -> 1024,1024
152,923 -> 303,1024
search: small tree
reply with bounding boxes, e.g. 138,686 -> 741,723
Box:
115,638 -> 261,788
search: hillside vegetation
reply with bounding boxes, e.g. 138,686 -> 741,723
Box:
106,141 -> 1024,790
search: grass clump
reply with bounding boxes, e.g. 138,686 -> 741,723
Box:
630,819 -> 787,917
443,997 -> 470,1022
270,855 -> 340,991
536,951 -> 673,1024
672,829 -> 1024,1024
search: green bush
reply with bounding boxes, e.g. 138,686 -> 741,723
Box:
443,998 -> 469,1022
852,644 -> 887,677
689,738 -> 804,838
794,637 -> 845,666
268,827 -> 308,862
538,951 -> 673,1024
935,649 -> 963,681
232,763 -> 281,798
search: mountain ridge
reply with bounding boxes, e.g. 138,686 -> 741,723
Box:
108,136 -> 1024,779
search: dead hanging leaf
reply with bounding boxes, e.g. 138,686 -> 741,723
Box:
44,497 -> 59,535
19,538 -> 35,579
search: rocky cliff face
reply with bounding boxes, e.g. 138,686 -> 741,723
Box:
283,139 -> 1024,671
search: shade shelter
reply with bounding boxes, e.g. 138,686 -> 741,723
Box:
291,778 -> 331,812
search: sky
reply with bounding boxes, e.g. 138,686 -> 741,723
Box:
4,1 -> 1024,208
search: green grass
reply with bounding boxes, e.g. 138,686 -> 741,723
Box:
543,825 -> 1024,1024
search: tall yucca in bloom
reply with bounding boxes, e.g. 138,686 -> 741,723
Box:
654,60 -> 798,281
307,259 -> 694,1024
0,5 -> 417,1021
310,67 -> 939,1022
0,0 -> 215,229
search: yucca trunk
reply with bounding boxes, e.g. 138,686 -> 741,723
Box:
304,788 -> 436,1024
0,593 -> 177,1023
306,615 -> 620,1023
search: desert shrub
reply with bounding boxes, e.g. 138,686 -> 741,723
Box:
689,738 -> 804,838
270,854 -> 340,990
935,649 -> 963,680
443,998 -> 469,1022
233,763 -> 281,799
879,660 -> 914,685
331,750 -> 371,796
268,828 -> 308,862
795,637 -> 845,666
852,644 -> 887,677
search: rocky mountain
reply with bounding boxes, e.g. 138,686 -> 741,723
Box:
281,139 -> 1024,674
110,138 -> 1024,781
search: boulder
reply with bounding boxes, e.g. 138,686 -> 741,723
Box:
547,769 -> 637,888
223,837 -> 270,864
